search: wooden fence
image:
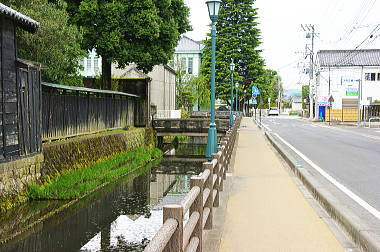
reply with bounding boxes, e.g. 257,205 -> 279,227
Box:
144,117 -> 241,252
41,83 -> 144,141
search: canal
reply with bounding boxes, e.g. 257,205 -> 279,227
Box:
0,143 -> 206,252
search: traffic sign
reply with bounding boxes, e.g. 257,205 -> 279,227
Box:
252,86 -> 260,95
252,94 -> 258,99
251,99 -> 258,105
328,95 -> 334,103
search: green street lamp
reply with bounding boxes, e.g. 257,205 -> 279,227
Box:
235,82 -> 239,116
229,59 -> 235,127
205,0 -> 222,161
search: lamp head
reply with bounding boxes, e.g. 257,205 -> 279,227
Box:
230,60 -> 235,71
206,0 -> 222,22
235,82 -> 239,88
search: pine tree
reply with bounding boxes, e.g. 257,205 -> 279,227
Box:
200,0 -> 265,106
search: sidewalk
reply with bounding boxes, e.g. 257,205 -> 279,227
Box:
218,117 -> 343,251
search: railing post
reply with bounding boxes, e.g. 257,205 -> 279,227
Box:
190,177 -> 204,252
204,162 -> 213,229
218,145 -> 225,191
212,153 -> 220,207
163,205 -> 183,252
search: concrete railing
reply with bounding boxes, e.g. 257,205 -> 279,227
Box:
144,117 -> 241,252
155,110 -> 182,119
368,117 -> 380,128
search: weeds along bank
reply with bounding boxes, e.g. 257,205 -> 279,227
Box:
0,127 -> 159,213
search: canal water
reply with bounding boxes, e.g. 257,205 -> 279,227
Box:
0,144 -> 206,252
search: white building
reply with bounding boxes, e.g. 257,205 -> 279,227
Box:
112,64 -> 178,116
172,35 -> 204,77
291,97 -> 303,111
316,49 -> 380,113
79,49 -> 102,77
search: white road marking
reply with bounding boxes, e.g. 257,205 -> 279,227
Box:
273,132 -> 380,220
261,123 -> 272,132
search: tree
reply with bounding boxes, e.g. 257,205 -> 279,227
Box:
200,0 -> 264,104
302,85 -> 310,109
176,70 -> 196,111
66,0 -> 191,90
255,69 -> 281,108
3,0 -> 86,86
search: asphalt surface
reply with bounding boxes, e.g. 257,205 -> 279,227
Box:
261,116 -> 380,227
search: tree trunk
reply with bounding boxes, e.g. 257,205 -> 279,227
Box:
101,56 -> 112,90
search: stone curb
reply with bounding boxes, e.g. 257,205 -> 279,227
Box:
264,131 -> 380,252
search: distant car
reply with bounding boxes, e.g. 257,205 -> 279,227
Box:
217,106 -> 228,111
268,107 -> 279,116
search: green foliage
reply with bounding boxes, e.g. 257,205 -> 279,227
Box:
176,71 -> 196,110
193,75 -> 211,109
4,0 -> 86,86
255,69 -> 282,108
28,147 -> 162,200
180,108 -> 190,118
172,136 -> 188,144
173,54 -> 210,111
200,0 -> 264,104
67,0 -> 191,89
282,99 -> 292,109
302,85 -> 310,109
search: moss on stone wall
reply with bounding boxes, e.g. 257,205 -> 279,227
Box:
42,128 -> 148,180
0,128 -> 155,213
0,154 -> 44,213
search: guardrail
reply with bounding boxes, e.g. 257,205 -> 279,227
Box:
144,117 -> 241,252
368,117 -> 380,128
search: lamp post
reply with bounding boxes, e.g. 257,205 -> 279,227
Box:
229,59 -> 235,127
205,0 -> 222,161
244,89 -> 247,116
235,82 -> 239,116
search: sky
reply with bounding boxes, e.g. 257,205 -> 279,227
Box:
183,0 -> 380,91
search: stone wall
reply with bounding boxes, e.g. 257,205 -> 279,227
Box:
0,154 -> 44,212
42,128 -> 147,179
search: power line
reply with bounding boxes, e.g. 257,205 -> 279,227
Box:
334,24 -> 380,65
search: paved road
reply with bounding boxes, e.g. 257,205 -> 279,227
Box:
261,116 -> 380,227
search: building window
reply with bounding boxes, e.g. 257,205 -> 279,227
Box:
188,58 -> 193,74
87,57 -> 92,71
377,73 -> 380,81
180,57 -> 186,72
365,73 -> 376,81
94,56 -> 99,73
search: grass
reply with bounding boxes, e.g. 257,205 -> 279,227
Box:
28,147 -> 162,200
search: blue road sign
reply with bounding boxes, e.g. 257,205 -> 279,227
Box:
252,86 -> 260,95
250,99 -> 258,105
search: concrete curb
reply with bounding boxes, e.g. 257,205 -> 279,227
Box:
264,131 -> 380,252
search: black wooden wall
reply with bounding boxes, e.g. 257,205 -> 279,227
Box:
41,90 -> 141,141
0,17 -> 42,161
0,17 -> 20,160
17,66 -> 42,156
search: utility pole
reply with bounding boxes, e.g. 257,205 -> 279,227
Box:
277,74 -> 281,112
301,24 -> 316,119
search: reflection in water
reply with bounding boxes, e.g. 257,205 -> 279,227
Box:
0,149 -> 203,252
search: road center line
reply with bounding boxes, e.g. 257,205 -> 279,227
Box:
273,132 -> 380,220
